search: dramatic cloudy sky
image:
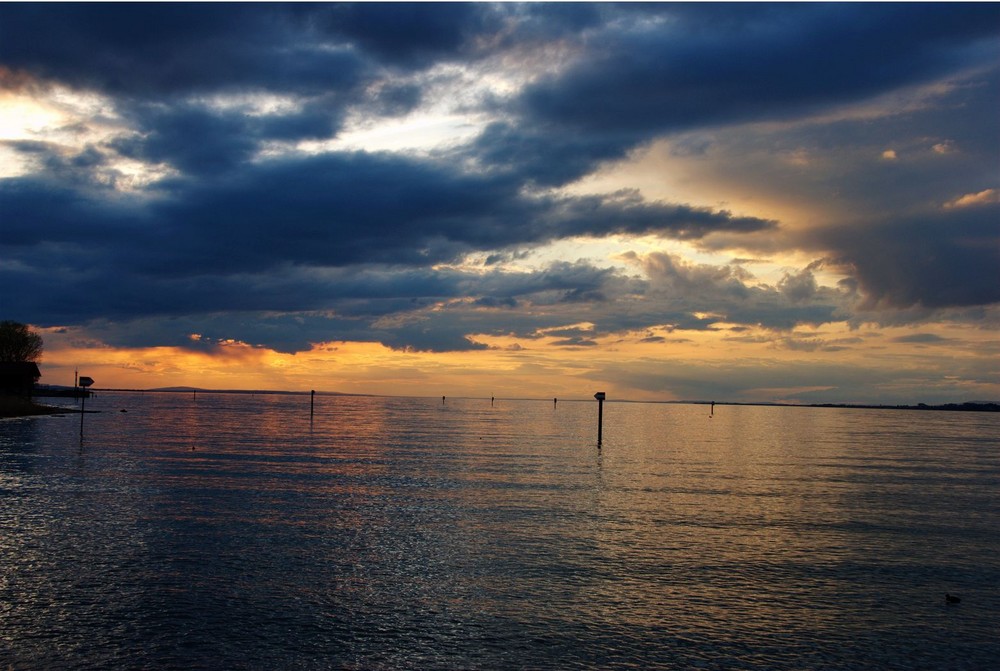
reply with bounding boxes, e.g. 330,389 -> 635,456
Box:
2,3 -> 998,403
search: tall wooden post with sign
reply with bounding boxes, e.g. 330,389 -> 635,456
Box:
78,376 -> 94,437
594,391 -> 606,447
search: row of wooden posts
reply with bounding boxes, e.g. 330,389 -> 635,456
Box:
80,384 -> 608,447
311,389 -> 607,446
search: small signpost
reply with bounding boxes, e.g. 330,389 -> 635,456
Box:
594,391 -> 606,447
79,376 -> 94,437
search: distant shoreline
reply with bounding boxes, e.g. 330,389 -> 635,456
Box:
674,400 -> 1000,413
0,396 -> 69,419
5,387 -> 997,420
55,388 -> 1000,413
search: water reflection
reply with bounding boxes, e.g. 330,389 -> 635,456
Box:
1,393 -> 998,669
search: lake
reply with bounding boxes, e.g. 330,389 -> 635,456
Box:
2,392 -> 998,669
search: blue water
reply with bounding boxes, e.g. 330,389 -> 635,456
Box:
2,393 -> 998,669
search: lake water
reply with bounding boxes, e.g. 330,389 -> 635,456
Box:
1,392 -> 998,670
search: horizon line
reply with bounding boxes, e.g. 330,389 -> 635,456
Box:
35,384 -> 1000,410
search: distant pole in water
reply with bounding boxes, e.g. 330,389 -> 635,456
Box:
311,390 -> 315,420
554,397 -> 557,408
442,396 -> 446,404
594,392 -> 606,446
491,396 -> 494,407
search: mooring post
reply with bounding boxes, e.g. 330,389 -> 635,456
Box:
311,390 -> 315,420
594,391 -> 606,446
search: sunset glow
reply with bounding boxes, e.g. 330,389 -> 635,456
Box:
3,4 -> 998,404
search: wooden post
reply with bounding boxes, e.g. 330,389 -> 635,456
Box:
594,392 -> 606,446
311,390 -> 315,419
78,376 -> 94,438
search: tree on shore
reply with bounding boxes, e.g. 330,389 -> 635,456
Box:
0,321 -> 43,363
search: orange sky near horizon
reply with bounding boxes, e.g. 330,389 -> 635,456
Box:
34,317 -> 1000,405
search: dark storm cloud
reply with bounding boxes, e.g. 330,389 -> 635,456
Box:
374,323 -> 489,353
1,186 -> 640,345
469,121 -> 635,187
0,4 -> 367,96
2,146 -> 775,288
487,3 -> 1000,187
144,152 -> 530,273
312,3 -> 495,67
110,101 -> 343,177
9,261 -> 631,356
1,176 -> 141,248
311,1 -> 606,69
644,63 -> 1000,312
520,4 -> 1000,135
815,204 -> 1000,310
2,3 -> 998,359
113,106 -> 262,177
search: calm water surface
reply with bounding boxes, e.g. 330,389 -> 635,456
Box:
1,393 -> 998,669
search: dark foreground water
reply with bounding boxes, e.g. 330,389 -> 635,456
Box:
1,392 -> 998,670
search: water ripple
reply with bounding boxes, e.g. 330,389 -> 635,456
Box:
2,395 -> 998,669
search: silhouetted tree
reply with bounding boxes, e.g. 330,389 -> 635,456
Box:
0,321 -> 43,363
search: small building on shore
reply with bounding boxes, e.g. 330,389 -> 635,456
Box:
0,362 -> 42,397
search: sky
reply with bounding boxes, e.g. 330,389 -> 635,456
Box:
1,2 -> 998,404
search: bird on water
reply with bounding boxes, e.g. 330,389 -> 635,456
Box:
945,593 -> 961,604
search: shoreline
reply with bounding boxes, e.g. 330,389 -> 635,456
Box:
0,396 -> 70,419
3,389 -> 996,419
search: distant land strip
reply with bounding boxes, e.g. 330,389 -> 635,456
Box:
58,387 -> 1000,412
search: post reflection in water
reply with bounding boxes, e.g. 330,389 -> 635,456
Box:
1,392 -> 998,669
